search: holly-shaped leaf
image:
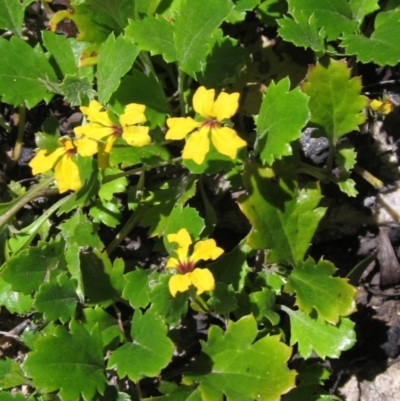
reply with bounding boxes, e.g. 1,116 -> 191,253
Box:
341,8 -> 400,66
349,0 -> 380,23
285,257 -> 357,324
287,0 -> 357,40
98,168 -> 129,202
0,37 -> 57,107
59,74 -> 97,106
90,198 -> 122,228
97,33 -> 139,104
125,16 -> 176,63
108,310 -> 174,381
283,307 -> 356,359
0,0 -> 25,37
255,77 -> 309,165
278,12 -> 326,52
33,273 -> 78,324
122,268 -> 155,309
183,315 -> 296,401
1,240 -> 67,294
238,163 -> 326,264
335,146 -> 358,197
174,0 -> 234,76
301,59 -> 368,144
0,277 -> 32,314
23,321 -> 106,401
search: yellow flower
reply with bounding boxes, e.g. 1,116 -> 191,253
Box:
166,86 -> 247,165
369,98 -> 392,115
74,100 -> 150,168
166,228 -> 224,297
29,137 -> 81,194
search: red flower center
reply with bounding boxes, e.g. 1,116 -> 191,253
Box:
112,125 -> 123,138
201,119 -> 219,130
176,259 -> 195,274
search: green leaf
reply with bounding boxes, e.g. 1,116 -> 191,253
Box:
0,276 -> 32,314
59,209 -> 103,249
0,37 -> 57,107
256,77 -> 309,165
82,307 -> 124,351
256,0 -> 288,26
341,8 -> 400,66
90,198 -> 122,228
0,393 -> 27,401
238,163 -> 326,264
59,74 -> 97,106
301,59 -> 367,144
336,146 -> 358,197
143,382 -> 198,401
65,243 -> 85,303
122,269 -> 155,308
210,243 -> 250,291
174,0 -> 234,75
0,0 -> 24,37
207,283 -> 238,317
277,12 -> 326,52
249,287 -> 279,324
80,250 -> 125,306
0,358 -> 28,389
110,72 -> 169,129
284,308 -> 356,359
42,31 -> 77,77
183,315 -> 296,401
197,29 -> 248,87
287,0 -> 356,40
98,168 -> 129,201
149,274 -> 188,326
125,16 -> 176,63
23,321 -> 105,401
285,257 -> 357,324
1,240 -> 67,294
97,34 -> 139,104
349,0 -> 380,23
33,273 -> 78,324
108,310 -> 174,381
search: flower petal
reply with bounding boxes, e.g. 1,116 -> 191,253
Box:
212,91 -> 239,122
166,117 -> 199,140
166,257 -> 180,269
193,86 -> 215,119
74,136 -> 99,156
189,268 -> 215,295
80,100 -> 112,127
54,155 -> 81,193
74,122 -> 114,141
192,239 -> 224,263
122,126 -> 151,147
211,126 -> 246,159
120,103 -> 147,126
169,274 -> 192,297
29,148 -> 66,175
167,228 -> 192,260
182,127 -> 210,165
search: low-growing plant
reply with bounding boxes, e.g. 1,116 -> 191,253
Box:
0,0 -> 396,400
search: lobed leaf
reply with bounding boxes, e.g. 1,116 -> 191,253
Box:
284,308 -> 356,359
0,277 -> 32,314
183,315 -> 296,401
108,310 -> 174,381
238,162 -> 326,264
341,8 -> 400,66
285,257 -> 357,324
174,0 -> 234,76
256,77 -> 309,165
0,0 -> 24,37
349,0 -> 380,23
301,59 -> 367,144
23,321 -> 106,401
122,268 -> 154,309
0,37 -> 57,108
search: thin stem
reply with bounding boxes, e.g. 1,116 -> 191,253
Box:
138,52 -> 158,80
296,162 -> 330,182
12,104 -> 27,162
194,293 -> 210,313
178,70 -> 187,116
353,164 -> 383,190
102,157 -> 182,184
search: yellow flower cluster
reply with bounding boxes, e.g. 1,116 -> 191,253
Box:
166,228 -> 223,297
29,86 -> 247,193
29,100 -> 150,193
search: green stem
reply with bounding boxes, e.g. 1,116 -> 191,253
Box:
194,293 -> 210,313
138,52 -> 158,79
178,70 -> 187,116
353,164 -> 383,190
104,206 -> 147,256
12,104 -> 26,162
102,157 -> 182,184
296,162 -> 330,182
